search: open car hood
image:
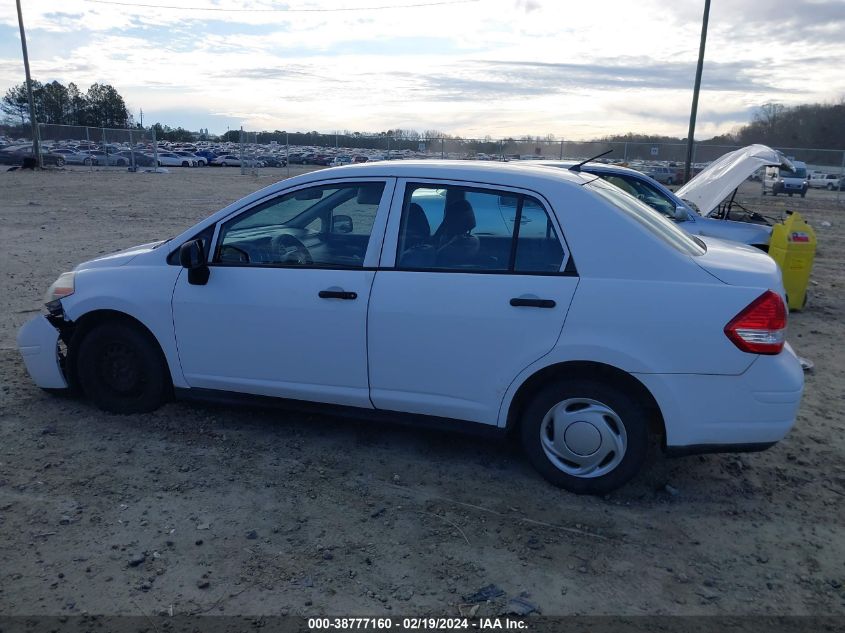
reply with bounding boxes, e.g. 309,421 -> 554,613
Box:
676,144 -> 794,217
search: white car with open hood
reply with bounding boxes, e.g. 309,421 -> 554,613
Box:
17,161 -> 803,494
535,145 -> 792,250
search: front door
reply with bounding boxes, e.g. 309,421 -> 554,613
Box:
172,178 -> 394,408
367,179 -> 579,425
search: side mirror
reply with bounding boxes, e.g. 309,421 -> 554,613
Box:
332,214 -> 353,234
179,239 -> 210,285
673,205 -> 688,221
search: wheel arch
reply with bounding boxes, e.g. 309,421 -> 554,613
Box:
64,309 -> 172,393
504,360 -> 665,441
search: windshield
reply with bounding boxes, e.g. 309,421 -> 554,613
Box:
781,167 -> 807,179
586,179 -> 705,256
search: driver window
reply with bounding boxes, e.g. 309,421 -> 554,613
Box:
215,182 -> 385,268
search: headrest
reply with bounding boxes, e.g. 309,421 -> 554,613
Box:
406,203 -> 431,238
356,184 -> 384,205
441,199 -> 476,235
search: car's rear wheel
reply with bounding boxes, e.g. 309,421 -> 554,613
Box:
55,158 -> 65,167
520,379 -> 649,495
76,321 -> 169,413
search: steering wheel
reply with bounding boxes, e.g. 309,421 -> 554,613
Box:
271,233 -> 313,265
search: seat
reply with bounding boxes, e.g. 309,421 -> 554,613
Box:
433,199 -> 480,267
398,203 -> 434,268
404,203 -> 431,248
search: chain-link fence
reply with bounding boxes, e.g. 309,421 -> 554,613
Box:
3,123 -> 843,204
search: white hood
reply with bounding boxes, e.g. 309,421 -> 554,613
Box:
676,144 -> 794,217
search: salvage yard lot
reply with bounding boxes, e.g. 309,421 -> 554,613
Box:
1,167 -> 843,616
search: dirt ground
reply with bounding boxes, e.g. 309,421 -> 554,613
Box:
0,166 -> 843,618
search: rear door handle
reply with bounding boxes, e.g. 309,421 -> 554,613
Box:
510,297 -> 556,308
319,289 -> 358,300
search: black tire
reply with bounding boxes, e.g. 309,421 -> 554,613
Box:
520,379 -> 650,495
788,193 -> 793,197
55,158 -> 65,167
84,157 -> 93,166
76,321 -> 169,413
182,161 -> 189,167
827,184 -> 834,191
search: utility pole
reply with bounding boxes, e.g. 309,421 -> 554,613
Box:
684,0 -> 711,184
16,0 -> 40,168
139,108 -> 144,128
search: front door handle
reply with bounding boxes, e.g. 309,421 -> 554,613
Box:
510,297 -> 556,308
319,289 -> 358,300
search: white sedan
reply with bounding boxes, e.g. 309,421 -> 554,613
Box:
152,151 -> 197,167
17,161 -> 803,494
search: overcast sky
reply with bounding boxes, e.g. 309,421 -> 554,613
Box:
0,0 -> 843,139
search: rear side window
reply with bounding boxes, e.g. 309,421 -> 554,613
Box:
396,183 -> 566,273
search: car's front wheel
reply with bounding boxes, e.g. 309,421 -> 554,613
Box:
520,379 -> 650,495
76,321 -> 169,413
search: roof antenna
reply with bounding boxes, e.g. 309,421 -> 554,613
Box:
569,149 -> 613,172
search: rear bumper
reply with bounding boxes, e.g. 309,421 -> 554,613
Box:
635,342 -> 804,451
16,315 -> 68,389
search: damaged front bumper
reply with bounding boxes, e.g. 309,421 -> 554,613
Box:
17,314 -> 68,389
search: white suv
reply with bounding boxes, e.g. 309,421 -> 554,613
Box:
18,162 -> 803,494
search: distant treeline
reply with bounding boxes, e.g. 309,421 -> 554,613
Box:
600,101 -> 845,152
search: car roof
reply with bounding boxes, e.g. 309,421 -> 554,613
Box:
296,159 -> 594,188
530,160 -> 649,178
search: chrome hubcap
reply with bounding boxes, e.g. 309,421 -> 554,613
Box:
539,398 -> 627,478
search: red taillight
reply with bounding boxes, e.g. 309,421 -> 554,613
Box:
724,291 -> 786,355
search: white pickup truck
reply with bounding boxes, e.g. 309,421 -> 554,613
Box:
808,173 -> 842,190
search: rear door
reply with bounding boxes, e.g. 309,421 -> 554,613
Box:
367,178 -> 579,425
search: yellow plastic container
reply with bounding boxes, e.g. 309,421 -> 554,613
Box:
768,212 -> 816,311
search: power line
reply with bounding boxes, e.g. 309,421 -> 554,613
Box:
81,0 -> 479,12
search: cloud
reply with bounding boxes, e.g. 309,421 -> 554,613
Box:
668,0 -> 845,46
0,0 -> 842,138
